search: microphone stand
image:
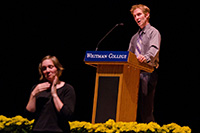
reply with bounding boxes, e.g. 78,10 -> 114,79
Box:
95,23 -> 123,51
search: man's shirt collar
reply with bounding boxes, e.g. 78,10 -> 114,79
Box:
138,23 -> 151,34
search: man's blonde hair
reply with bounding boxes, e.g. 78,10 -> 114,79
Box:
130,4 -> 150,21
38,55 -> 64,81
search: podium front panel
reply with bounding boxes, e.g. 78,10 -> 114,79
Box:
95,76 -> 119,123
84,51 -> 153,123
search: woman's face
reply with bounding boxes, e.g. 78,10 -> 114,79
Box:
41,59 -> 58,82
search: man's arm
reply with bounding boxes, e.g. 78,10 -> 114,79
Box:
144,29 -> 161,63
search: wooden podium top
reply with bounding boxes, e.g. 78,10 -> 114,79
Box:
84,51 -> 154,73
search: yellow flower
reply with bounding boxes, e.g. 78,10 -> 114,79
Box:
148,122 -> 161,132
92,123 -> 102,130
105,119 -> 115,129
5,121 -> 11,126
182,126 -> 192,133
94,125 -> 107,132
0,115 -> 8,122
1,116 -> 193,133
16,122 -> 22,126
157,126 -> 170,133
172,126 -> 192,133
135,123 -> 149,132
165,122 -> 181,131
84,122 -> 93,132
0,123 -> 5,130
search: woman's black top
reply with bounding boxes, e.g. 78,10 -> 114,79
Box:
25,83 -> 76,133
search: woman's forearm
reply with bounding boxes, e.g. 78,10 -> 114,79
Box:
26,92 -> 37,112
52,94 -> 64,112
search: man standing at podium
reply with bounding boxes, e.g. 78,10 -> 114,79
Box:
128,4 -> 161,123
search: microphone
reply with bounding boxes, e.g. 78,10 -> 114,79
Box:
116,23 -> 124,26
95,23 -> 124,51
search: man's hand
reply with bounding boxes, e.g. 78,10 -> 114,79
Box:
137,54 -> 146,63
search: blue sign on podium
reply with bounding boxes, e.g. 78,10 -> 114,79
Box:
84,51 -> 129,62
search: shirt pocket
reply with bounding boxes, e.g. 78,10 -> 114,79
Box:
141,34 -> 151,46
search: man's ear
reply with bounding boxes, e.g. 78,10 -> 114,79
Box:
145,12 -> 150,19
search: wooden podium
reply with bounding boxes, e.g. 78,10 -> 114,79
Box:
84,51 -> 153,123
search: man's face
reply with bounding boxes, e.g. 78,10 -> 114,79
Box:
133,8 -> 149,29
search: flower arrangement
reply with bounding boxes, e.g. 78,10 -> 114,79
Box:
0,115 -> 34,133
0,115 -> 191,133
69,119 -> 191,133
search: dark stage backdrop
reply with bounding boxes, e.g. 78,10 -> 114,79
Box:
1,0 -> 198,132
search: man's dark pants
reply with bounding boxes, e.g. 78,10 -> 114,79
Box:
137,69 -> 158,123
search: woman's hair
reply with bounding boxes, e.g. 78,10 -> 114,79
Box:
38,55 -> 64,81
130,4 -> 150,21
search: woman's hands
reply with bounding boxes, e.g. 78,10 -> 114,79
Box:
51,76 -> 64,112
51,76 -> 58,97
27,76 -> 63,112
31,82 -> 51,97
31,76 -> 58,97
26,82 -> 51,112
